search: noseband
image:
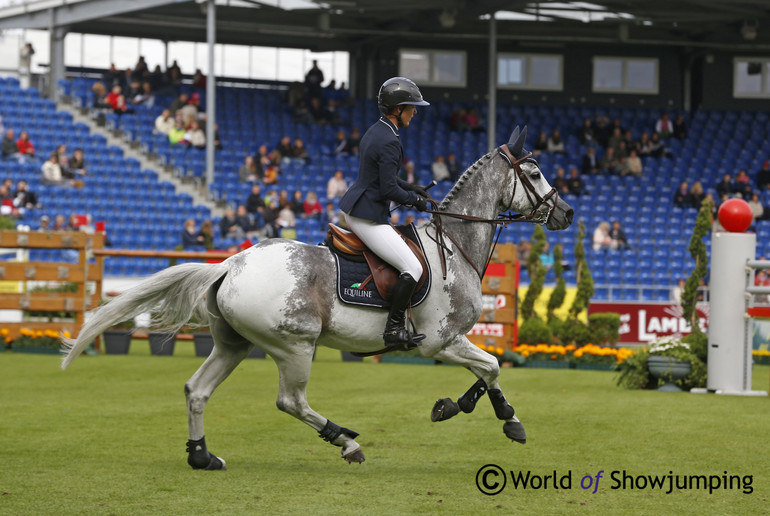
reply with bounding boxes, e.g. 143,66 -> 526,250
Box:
497,145 -> 559,226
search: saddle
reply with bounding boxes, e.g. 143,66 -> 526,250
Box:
325,223 -> 428,302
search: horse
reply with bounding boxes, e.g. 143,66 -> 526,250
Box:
62,126 -> 573,469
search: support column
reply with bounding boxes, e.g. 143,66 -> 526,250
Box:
47,8 -> 67,99
487,12 -> 497,151
205,0 -> 216,188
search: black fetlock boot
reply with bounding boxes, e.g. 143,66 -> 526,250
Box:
383,273 -> 425,350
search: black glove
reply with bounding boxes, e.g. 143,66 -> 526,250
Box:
405,182 -> 431,199
412,196 -> 429,212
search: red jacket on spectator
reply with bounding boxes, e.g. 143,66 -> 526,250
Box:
16,137 -> 34,156
303,200 -> 322,217
105,91 -> 125,111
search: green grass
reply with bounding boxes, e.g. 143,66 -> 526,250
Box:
1,345 -> 769,515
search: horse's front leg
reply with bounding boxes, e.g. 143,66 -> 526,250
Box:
429,335 -> 526,444
273,344 -> 365,463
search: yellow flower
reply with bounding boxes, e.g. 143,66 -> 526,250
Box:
0,328 -> 8,336
62,331 -> 71,338
496,347 -> 504,356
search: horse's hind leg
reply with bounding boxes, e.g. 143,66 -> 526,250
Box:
429,335 -> 526,444
272,344 -> 365,463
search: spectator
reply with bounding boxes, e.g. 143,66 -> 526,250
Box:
578,118 -> 594,145
517,240 -> 531,264
308,97 -> 329,124
533,131 -> 548,154
154,109 -> 174,135
290,138 -> 310,165
52,214 -> 67,231
262,199 -> 279,238
346,128 -> 361,156
546,129 -> 565,154
220,207 -> 246,240
450,108 -> 468,132
59,153 -> 74,180
431,155 -> 451,183
599,147 -> 618,175
326,170 -> 348,200
610,220 -> 630,250
567,167 -> 585,196
38,214 -> 50,232
180,93 -> 200,122
16,130 -> 36,160
168,119 -> 186,145
689,181 -> 706,209
181,219 -> 205,250
673,114 -> 687,139
303,191 -> 323,220
716,173 -> 734,198
0,184 -> 15,216
104,85 -> 131,114
103,64 -> 120,88
291,190 -> 305,216
276,202 -> 296,238
615,140 -> 629,160
273,136 -> 293,165
553,167 -> 569,195
592,221 -> 612,251
234,205 -> 254,239
734,170 -> 753,199
332,129 -> 350,155
277,189 -> 291,209
623,149 -> 643,177
581,146 -> 599,175
90,82 -> 108,108
182,120 -> 205,149
192,69 -> 206,89
168,93 -> 189,116
539,242 -> 554,274
320,202 -> 340,226
13,180 -> 38,211
636,132 -> 652,157
648,132 -> 666,158
1,129 -> 21,161
593,116 -> 611,148
245,184 -> 265,215
41,153 -> 66,185
748,193 -> 764,221
399,161 -> 417,184
673,181 -> 692,208
655,112 -> 673,138
19,42 -> 34,89
757,161 -> 770,192
672,278 -> 686,304
446,152 -> 461,181
608,127 -> 624,154
68,148 -> 87,176
305,59 -> 324,100
463,108 -> 483,133
238,155 -> 258,183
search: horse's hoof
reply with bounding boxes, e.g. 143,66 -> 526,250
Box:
503,421 -> 527,444
343,447 -> 365,464
431,398 -> 460,422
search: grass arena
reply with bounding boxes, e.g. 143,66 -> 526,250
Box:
2,345 -> 768,514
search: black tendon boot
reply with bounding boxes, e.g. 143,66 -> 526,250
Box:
383,273 -> 425,350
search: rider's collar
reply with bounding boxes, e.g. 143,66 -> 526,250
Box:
379,117 -> 399,137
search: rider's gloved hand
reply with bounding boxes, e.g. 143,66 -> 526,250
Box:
404,182 -> 432,199
412,196 -> 429,212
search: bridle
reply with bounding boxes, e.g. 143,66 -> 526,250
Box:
423,145 -> 560,280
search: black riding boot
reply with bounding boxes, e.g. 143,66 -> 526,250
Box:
383,273 -> 425,349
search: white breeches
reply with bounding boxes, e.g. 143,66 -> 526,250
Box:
344,213 -> 423,280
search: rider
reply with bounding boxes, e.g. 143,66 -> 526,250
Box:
339,77 -> 432,349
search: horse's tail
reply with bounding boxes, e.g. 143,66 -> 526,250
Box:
61,262 -> 228,370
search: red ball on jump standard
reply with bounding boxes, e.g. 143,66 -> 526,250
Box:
717,198 -> 753,232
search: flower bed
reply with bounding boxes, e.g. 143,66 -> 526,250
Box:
473,342 -> 633,369
5,327 -> 69,353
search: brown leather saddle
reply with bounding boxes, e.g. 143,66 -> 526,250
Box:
325,223 -> 428,301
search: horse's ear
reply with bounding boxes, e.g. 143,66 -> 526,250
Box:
507,125 -> 528,157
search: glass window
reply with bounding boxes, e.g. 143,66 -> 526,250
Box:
139,39 -> 165,70
498,54 -> 562,90
733,58 -> 770,97
499,56 -> 524,85
223,44 -> 250,79
167,41 -> 195,75
251,46 -> 278,80
593,57 -> 658,94
399,49 -> 465,87
530,56 -> 561,88
276,48 -> 304,82
82,34 -> 111,70
64,33 -> 82,68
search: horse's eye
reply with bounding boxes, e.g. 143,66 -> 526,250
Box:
530,172 -> 541,180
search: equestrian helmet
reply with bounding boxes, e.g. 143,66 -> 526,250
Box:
377,77 -> 430,116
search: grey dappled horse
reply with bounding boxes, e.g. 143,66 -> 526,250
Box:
62,126 -> 573,469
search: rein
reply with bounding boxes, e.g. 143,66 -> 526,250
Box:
424,146 -> 559,281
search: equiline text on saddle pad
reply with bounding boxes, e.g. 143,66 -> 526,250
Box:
325,223 -> 431,308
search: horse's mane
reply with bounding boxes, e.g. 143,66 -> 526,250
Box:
438,152 -> 494,210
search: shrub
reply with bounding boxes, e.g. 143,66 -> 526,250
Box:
557,317 -> 591,347
518,317 -> 553,345
588,312 -> 620,346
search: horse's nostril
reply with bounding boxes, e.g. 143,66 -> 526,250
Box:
566,208 -> 574,224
